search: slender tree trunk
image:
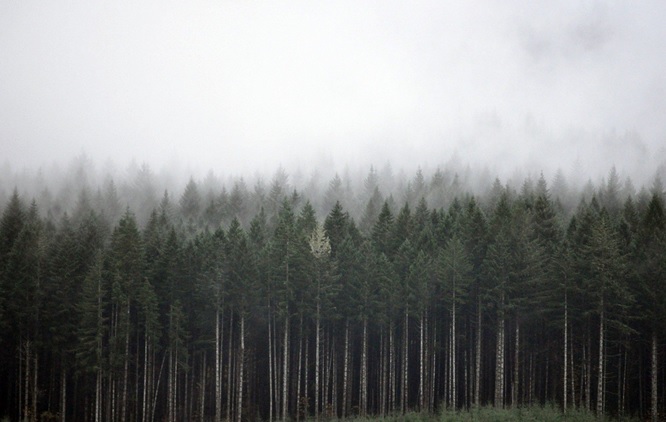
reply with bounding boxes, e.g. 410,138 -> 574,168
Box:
296,314 -> 303,422
570,332 -> 575,410
227,312 -> 234,422
452,298 -> 457,409
419,310 -> 425,411
200,351 -> 206,422
25,339 -> 30,422
142,334 -> 149,422
237,314 -> 245,422
168,342 -> 173,422
389,319 -> 395,414
474,297 -> 482,408
652,329 -> 658,422
360,316 -> 368,416
596,302 -> 604,417
430,323 -> 436,413
315,301 -> 321,421
60,358 -> 66,422
122,301 -> 130,422
342,318 -> 350,418
268,310 -> 274,422
332,341 -> 338,418
512,319 -> 519,408
304,337 -> 309,419
216,305 -> 223,422
95,360 -> 102,422
402,306 -> 409,414
379,329 -> 384,417
33,350 -> 38,422
563,286 -> 568,413
282,313 -> 289,422
495,295 -> 505,409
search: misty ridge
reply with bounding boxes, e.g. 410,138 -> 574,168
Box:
1,152 -> 665,231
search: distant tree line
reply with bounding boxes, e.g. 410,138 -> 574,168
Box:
0,164 -> 665,422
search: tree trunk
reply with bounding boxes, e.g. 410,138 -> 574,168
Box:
563,286 -> 568,413
389,319 -> 395,413
474,297 -> 481,408
512,319 -> 519,408
227,312 -> 235,422
402,306 -> 409,414
268,310 -> 274,422
450,298 -> 458,409
419,310 -> 425,411
342,318 -> 350,418
33,350 -> 38,422
315,301 -> 320,421
122,301 -> 130,422
200,351 -> 206,422
296,314 -> 303,422
60,359 -> 66,422
652,329 -> 658,422
495,296 -> 505,409
282,313 -> 289,422
596,303 -> 604,417
142,334 -> 149,422
216,305 -> 223,422
95,359 -> 102,422
360,316 -> 368,416
237,314 -> 245,422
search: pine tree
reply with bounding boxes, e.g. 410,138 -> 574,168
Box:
437,234 -> 472,409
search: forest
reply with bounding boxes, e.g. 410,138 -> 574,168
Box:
0,161 -> 665,422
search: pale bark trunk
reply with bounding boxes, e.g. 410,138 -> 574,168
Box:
494,295 -> 505,408
430,323 -> 436,413
33,351 -> 38,422
237,314 -> 245,422
563,287 -> 568,413
282,313 -> 289,421
342,319 -> 350,418
360,317 -> 368,416
452,298 -> 457,409
652,330 -> 658,422
315,301 -> 320,421
296,315 -> 303,422
95,361 -> 102,422
168,343 -> 173,422
379,330 -> 384,417
227,312 -> 234,422
419,310 -> 425,411
216,306 -> 223,422
268,311 -> 274,422
596,303 -> 604,417
142,334 -> 149,422
122,301 -> 130,422
570,333 -> 575,409
304,337 -> 309,418
402,306 -> 409,414
512,320 -> 519,408
474,298 -> 482,408
389,319 -> 395,413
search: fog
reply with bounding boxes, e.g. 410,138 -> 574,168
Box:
1,1 -> 666,184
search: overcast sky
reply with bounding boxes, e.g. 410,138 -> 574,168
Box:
1,1 -> 665,182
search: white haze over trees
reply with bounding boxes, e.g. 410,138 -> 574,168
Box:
1,1 -> 666,184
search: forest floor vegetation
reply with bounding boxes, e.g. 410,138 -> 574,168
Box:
340,405 -> 640,422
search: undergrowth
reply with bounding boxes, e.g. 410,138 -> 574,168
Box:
339,404 -> 640,422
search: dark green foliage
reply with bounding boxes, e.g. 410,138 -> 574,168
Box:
0,167 -> 665,422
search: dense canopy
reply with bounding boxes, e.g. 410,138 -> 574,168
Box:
0,164 -> 665,422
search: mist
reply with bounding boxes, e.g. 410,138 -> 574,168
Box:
1,1 -> 665,185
